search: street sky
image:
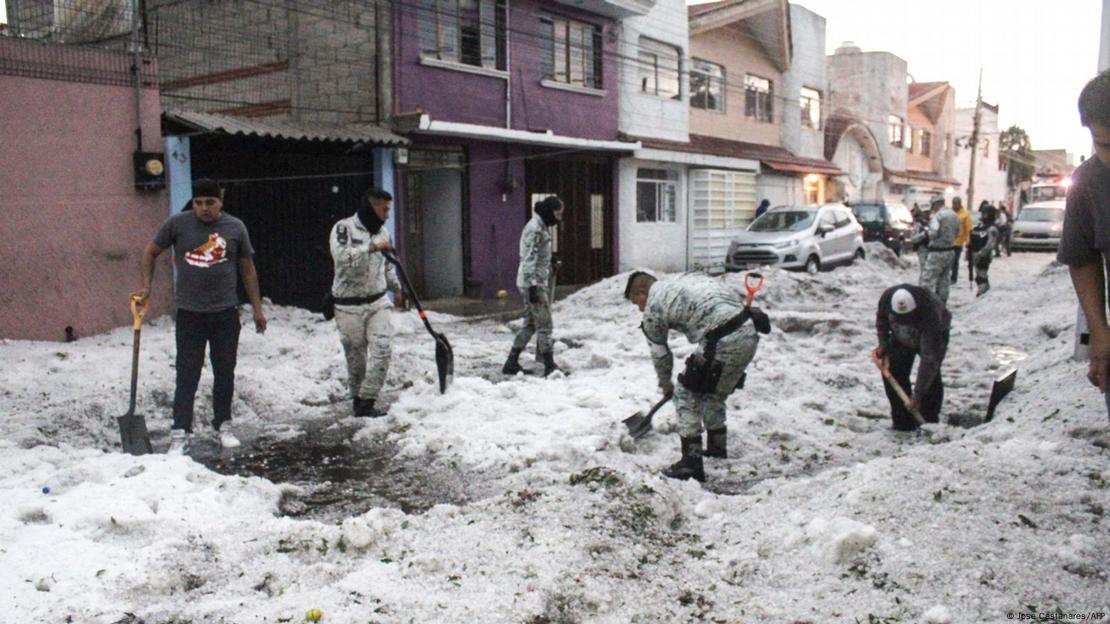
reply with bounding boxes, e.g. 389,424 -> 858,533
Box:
780,0 -> 1102,163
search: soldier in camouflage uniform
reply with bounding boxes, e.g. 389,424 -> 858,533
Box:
329,188 -> 401,417
919,197 -> 959,304
625,271 -> 764,482
503,196 -> 565,377
969,205 -> 1000,296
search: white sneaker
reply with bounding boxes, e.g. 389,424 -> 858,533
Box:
219,425 -> 241,449
168,429 -> 189,455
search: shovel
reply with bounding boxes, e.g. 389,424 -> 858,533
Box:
623,393 -> 672,440
118,296 -> 154,455
382,250 -> 454,393
984,368 -> 1017,423
870,349 -> 926,426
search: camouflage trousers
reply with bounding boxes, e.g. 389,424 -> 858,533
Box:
916,248 -> 930,281
511,287 -> 554,354
674,327 -> 759,438
973,252 -> 992,295
335,304 -> 392,400
919,248 -> 955,304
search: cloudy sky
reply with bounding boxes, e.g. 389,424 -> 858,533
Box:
788,0 -> 1103,163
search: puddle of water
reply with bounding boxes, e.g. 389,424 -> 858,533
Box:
194,420 -> 469,523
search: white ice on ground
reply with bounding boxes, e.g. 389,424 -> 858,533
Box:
1,247 -> 1108,622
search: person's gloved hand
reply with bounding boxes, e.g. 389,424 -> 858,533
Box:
528,285 -> 542,304
659,378 -> 674,397
750,307 -> 771,334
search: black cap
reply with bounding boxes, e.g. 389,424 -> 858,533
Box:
192,178 -> 222,200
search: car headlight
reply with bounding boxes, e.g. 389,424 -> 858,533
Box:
1012,230 -> 1023,237
774,240 -> 798,249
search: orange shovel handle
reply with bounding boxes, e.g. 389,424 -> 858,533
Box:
130,296 -> 149,331
744,272 -> 765,306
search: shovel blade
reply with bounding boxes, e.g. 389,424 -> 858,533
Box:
623,412 -> 653,440
434,333 -> 455,394
117,413 -> 153,456
984,368 -> 1017,423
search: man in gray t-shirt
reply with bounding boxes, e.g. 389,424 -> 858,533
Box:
134,178 -> 267,453
1057,71 -> 1110,429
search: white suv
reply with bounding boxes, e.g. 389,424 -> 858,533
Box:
724,203 -> 866,274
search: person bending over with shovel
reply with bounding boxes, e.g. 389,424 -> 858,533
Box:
873,285 -> 951,431
328,188 -> 403,418
624,271 -> 768,482
134,178 -> 267,454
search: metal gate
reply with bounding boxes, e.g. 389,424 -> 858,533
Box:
193,144 -> 375,310
524,156 -> 614,285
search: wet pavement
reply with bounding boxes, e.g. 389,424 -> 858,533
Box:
193,418 -> 471,523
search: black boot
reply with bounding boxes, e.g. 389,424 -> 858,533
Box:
662,436 -> 705,482
352,397 -> 362,415
355,397 -> 386,418
542,351 -> 563,377
705,427 -> 728,459
502,348 -> 523,375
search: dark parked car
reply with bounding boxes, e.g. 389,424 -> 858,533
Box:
849,202 -> 914,255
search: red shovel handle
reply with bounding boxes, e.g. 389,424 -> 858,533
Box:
744,272 -> 765,306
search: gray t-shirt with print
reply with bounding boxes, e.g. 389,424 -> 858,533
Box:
154,212 -> 254,313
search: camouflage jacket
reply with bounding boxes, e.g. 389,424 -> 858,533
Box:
927,207 -> 960,249
641,274 -> 746,385
516,214 -> 552,290
329,215 -> 400,304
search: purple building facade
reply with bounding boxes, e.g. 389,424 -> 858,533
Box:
391,0 -> 644,298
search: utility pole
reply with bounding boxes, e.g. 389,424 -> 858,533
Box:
965,69 -> 983,212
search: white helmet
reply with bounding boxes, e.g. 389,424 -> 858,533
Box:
891,288 -> 916,314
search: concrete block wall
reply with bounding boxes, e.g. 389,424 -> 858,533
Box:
828,45 -> 907,173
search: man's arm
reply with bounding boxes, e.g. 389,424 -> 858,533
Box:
133,242 -> 166,301
642,316 -> 674,395
518,228 -> 541,288
1070,262 -> 1110,391
238,257 -> 267,333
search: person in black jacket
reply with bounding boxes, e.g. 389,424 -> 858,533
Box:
874,284 -> 952,430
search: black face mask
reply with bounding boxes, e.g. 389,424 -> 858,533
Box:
535,199 -> 562,227
357,202 -> 384,234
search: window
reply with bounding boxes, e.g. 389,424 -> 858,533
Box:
906,127 -> 914,152
690,58 -> 725,112
543,16 -> 602,89
800,87 -> 821,129
638,38 -> 680,100
590,194 -> 605,249
888,115 -> 904,147
745,75 -> 773,122
636,169 -> 679,222
419,0 -> 506,70
920,130 -> 932,157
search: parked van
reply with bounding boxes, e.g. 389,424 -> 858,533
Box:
849,201 -> 914,255
724,203 -> 865,274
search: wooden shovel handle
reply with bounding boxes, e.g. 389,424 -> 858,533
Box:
130,296 -> 149,331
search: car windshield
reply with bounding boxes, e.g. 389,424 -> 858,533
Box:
749,210 -> 816,232
889,204 -> 913,226
852,205 -> 883,223
1017,208 -> 1064,223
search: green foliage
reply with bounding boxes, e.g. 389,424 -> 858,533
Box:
1000,125 -> 1035,189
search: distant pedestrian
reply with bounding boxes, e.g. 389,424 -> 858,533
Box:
328,188 -> 402,418
969,205 -> 999,296
502,196 -> 565,377
951,197 -> 972,284
874,285 -> 951,431
919,197 -> 958,304
994,202 -> 1012,257
1057,70 -> 1110,429
910,204 -> 931,280
755,199 -> 771,219
134,178 -> 267,454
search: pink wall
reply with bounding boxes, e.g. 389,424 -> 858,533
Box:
0,73 -> 171,341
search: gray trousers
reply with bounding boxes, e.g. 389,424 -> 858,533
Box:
674,328 -> 759,438
511,287 -> 554,354
920,249 -> 954,304
335,304 -> 392,400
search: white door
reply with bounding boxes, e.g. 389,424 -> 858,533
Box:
688,168 -> 758,270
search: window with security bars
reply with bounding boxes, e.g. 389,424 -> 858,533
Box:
590,194 -> 604,249
744,74 -> 773,122
920,130 -> 932,156
637,37 -> 680,100
419,0 -> 506,70
636,169 -> 678,222
800,86 -> 821,129
888,115 -> 904,147
542,16 -> 602,89
690,58 -> 724,112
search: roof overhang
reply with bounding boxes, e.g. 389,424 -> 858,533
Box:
763,160 -> 844,176
412,115 -> 640,152
549,0 -> 654,19
164,111 -> 409,146
689,0 -> 790,70
633,147 -> 759,171
885,169 -> 961,189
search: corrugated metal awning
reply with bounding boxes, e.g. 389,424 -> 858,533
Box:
164,111 -> 409,146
